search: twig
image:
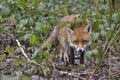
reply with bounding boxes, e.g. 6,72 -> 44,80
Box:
16,39 -> 56,69
60,70 -> 92,76
109,47 -> 111,80
16,39 -> 42,66
86,27 -> 120,79
16,39 -> 31,62
51,60 -> 56,69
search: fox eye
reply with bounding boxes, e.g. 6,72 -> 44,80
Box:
73,40 -> 79,43
82,40 -> 88,43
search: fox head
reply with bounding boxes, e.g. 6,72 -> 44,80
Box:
66,19 -> 92,53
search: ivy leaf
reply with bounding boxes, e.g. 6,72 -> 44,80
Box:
0,54 -> 6,59
33,51 -> 44,62
98,48 -> 104,56
79,64 -> 85,68
46,42 -> 51,50
34,40 -> 40,46
1,5 -> 11,17
85,51 -> 92,59
19,76 -> 30,80
63,7 -> 68,16
112,13 -> 118,21
90,43 -> 96,49
101,30 -> 106,37
44,52 -> 51,61
92,49 -> 99,58
76,18 -> 83,24
14,57 -> 25,65
92,32 -> 99,41
24,33 -> 31,40
37,3 -> 46,12
28,18 -> 34,26
32,0 -> 39,8
18,0 -> 27,9
5,48 -> 15,55
19,19 -> 28,29
92,49 -> 98,55
35,22 -> 40,30
29,34 -> 36,45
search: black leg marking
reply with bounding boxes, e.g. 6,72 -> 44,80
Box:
69,47 -> 75,64
80,51 -> 84,64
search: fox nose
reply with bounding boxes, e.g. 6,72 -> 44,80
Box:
77,48 -> 84,53
79,49 -> 83,53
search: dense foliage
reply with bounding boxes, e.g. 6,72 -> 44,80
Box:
0,0 -> 120,80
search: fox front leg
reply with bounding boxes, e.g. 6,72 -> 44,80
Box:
63,49 -> 69,65
59,48 -> 63,61
63,46 -> 75,65
59,47 -> 69,65
69,46 -> 75,64
80,51 -> 85,64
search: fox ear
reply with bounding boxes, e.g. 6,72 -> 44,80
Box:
66,27 -> 74,36
84,24 -> 91,34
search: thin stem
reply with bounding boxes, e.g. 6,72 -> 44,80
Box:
109,47 -> 111,80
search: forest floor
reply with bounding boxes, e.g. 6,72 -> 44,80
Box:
0,32 -> 120,80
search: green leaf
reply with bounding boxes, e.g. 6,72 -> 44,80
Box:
18,0 -> 27,9
79,64 -> 85,68
46,23 -> 51,28
46,42 -> 51,50
19,19 -> 28,29
15,13 -> 21,22
24,33 -> 31,40
1,5 -> 11,17
32,0 -> 39,8
92,49 -> 98,55
99,25 -> 104,30
101,30 -> 106,37
92,49 -> 99,58
92,32 -> 99,41
5,48 -> 15,55
44,52 -> 51,61
0,54 -> 6,59
85,51 -> 92,59
37,3 -> 46,12
29,34 -> 37,45
98,48 -> 104,56
76,18 -> 83,24
14,57 -> 25,65
91,12 -> 96,16
92,24 -> 98,31
33,51 -> 44,62
63,7 -> 68,16
28,18 -> 34,26
35,22 -> 44,32
19,76 -> 30,80
112,13 -> 118,21
35,22 -> 41,30
90,43 -> 96,49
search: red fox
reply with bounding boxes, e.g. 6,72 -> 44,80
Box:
41,14 -> 92,64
